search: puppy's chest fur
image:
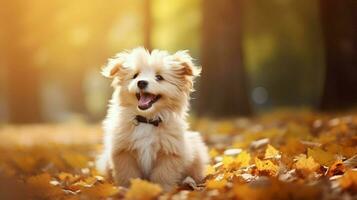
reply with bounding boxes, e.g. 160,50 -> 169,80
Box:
129,123 -> 182,177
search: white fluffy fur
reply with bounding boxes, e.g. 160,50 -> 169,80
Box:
96,47 -> 209,191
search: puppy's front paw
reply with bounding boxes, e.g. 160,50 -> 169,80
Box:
181,176 -> 197,189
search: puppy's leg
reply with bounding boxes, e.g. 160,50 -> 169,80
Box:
112,151 -> 142,187
96,151 -> 112,178
185,131 -> 209,183
149,155 -> 184,191
187,153 -> 206,183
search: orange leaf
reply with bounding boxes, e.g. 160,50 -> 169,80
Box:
254,158 -> 279,176
327,160 -> 345,177
294,154 -> 320,173
206,179 -> 227,190
307,147 -> 336,167
339,170 -> 357,191
125,179 -> 162,200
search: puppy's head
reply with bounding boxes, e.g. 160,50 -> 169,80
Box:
102,47 -> 200,115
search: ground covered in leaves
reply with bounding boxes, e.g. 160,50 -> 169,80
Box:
0,110 -> 357,200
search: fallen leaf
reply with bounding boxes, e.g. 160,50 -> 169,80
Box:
235,151 -> 251,167
264,144 -> 281,159
125,179 -> 162,200
339,170 -> 357,192
222,156 -> 234,169
327,160 -> 345,177
206,179 -> 227,190
307,147 -> 336,167
254,158 -> 279,176
294,154 -> 320,173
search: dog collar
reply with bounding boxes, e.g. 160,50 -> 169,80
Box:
134,115 -> 162,127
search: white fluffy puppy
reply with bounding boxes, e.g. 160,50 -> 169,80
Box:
96,47 -> 209,191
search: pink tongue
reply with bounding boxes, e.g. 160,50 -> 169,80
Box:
138,93 -> 155,109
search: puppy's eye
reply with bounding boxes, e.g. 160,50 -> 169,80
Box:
133,73 -> 139,79
155,75 -> 164,81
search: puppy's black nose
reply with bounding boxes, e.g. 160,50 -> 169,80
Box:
137,80 -> 148,89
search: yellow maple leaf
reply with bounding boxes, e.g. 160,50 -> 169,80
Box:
294,154 -> 320,172
254,158 -> 279,176
206,179 -> 227,190
222,156 -> 234,168
307,147 -> 336,167
264,144 -> 280,159
235,151 -> 251,167
125,179 -> 162,200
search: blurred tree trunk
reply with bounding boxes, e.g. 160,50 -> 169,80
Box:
6,54 -> 42,123
319,0 -> 357,110
198,0 -> 252,117
0,1 -> 42,123
0,1 -> 41,123
143,0 -> 152,50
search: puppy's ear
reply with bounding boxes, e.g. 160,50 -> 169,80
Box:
101,52 -> 128,78
173,50 -> 201,77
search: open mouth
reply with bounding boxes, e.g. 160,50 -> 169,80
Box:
136,92 -> 161,110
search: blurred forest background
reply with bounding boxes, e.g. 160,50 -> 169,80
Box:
0,0 -> 356,124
